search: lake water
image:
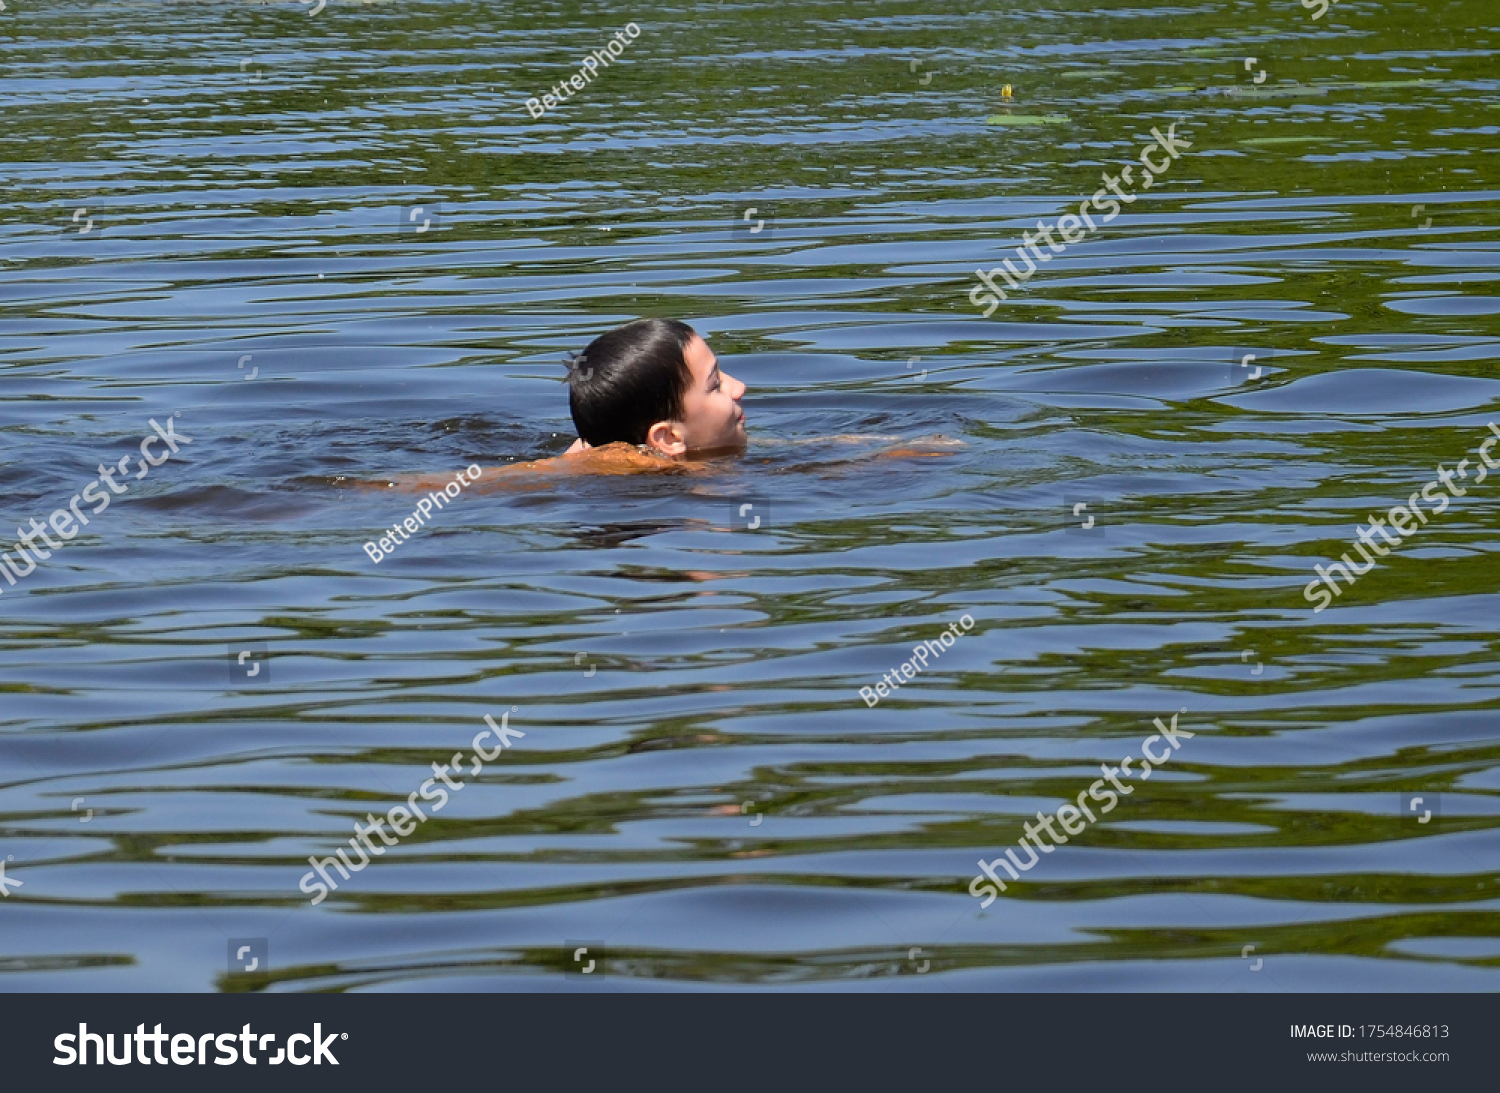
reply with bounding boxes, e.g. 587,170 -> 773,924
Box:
2,0 -> 1498,991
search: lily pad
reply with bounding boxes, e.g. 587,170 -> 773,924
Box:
986,114 -> 1070,125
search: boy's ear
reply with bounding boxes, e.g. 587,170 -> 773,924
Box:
645,420 -> 687,456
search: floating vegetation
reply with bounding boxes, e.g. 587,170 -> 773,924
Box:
986,113 -> 1069,125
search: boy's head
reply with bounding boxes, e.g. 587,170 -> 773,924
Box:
568,318 -> 747,456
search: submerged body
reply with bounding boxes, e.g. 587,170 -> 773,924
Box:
362,434 -> 962,494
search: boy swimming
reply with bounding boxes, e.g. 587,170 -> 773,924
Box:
563,317 -> 747,458
368,317 -> 955,494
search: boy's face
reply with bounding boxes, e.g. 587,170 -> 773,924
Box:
647,335 -> 747,455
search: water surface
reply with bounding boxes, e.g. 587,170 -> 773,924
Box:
2,0 -> 1498,991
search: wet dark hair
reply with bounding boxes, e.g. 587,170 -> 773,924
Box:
567,318 -> 697,447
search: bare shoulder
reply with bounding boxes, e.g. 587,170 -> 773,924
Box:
535,443 -> 697,477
